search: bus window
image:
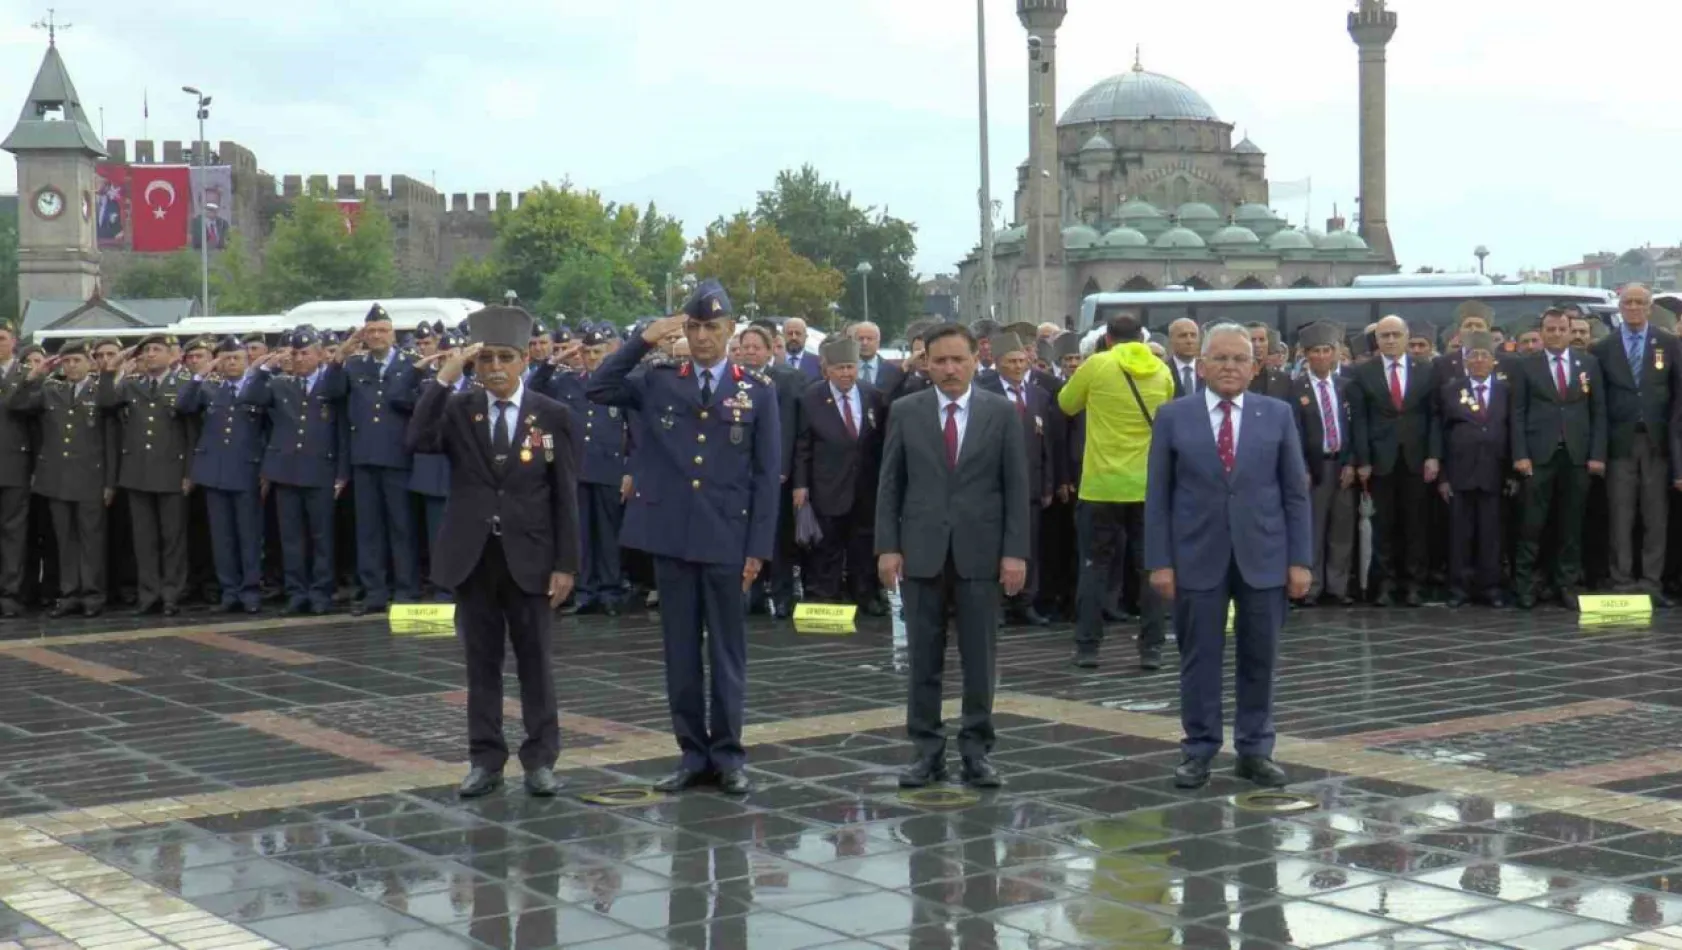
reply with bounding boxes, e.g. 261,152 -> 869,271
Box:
1188,303 -> 1282,331
1283,301 -> 1373,335
1137,305 -> 1189,334
1378,299 -> 1460,331
1489,299 -> 1546,331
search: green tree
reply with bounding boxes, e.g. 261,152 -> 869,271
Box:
447,256 -> 503,304
630,203 -> 687,310
211,233 -> 264,315
688,213 -> 844,322
0,211 -> 17,325
258,190 -> 396,311
754,165 -> 920,338
111,251 -> 202,300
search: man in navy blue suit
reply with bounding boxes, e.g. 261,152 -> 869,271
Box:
781,318 -> 822,380
1144,323 -> 1312,791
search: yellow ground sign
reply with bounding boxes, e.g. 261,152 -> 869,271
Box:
390,604 -> 456,637
793,603 -> 857,635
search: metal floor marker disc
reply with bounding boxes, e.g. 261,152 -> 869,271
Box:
898,787 -> 982,808
1231,790 -> 1318,813
579,786 -> 670,806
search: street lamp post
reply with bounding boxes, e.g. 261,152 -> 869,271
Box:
182,86 -> 212,314
856,262 -> 873,325
1028,36 -> 1048,326
1474,245 -> 1489,276
975,0 -> 996,324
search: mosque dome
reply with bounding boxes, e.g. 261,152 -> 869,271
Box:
1079,132 -> 1114,153
995,225 -> 1027,246
1320,229 -> 1370,251
1210,222 -> 1260,247
1097,227 -> 1149,248
1060,62 -> 1221,126
1175,202 -> 1222,234
1265,229 -> 1315,251
1117,198 -> 1163,224
1063,224 -> 1101,249
1154,224 -> 1207,250
1234,203 -> 1277,225
1235,137 -> 1263,154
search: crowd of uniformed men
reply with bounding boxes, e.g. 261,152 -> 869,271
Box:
0,283 -> 1672,638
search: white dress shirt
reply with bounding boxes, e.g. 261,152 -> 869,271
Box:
937,386 -> 973,458
1205,387 -> 1244,451
830,382 -> 862,431
485,381 -> 525,440
1310,372 -> 1341,452
692,356 -> 729,395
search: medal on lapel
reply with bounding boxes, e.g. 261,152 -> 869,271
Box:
1658,349 -> 1667,371
1579,372 -> 1590,395
523,424 -> 543,464
543,433 -> 554,463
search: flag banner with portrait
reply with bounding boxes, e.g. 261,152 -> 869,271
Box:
130,165 -> 191,252
189,165 -> 233,251
337,199 -> 362,235
94,164 -> 129,249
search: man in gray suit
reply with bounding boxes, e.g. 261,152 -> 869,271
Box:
876,323 -> 1030,790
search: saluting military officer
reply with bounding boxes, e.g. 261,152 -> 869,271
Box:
410,328 -> 468,599
568,326 -> 632,616
0,322 -> 33,618
8,340 -> 117,617
244,327 -> 349,615
177,338 -> 267,614
586,280 -> 781,795
99,333 -> 192,616
338,304 -> 421,614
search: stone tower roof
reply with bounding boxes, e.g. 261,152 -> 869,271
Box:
2,42 -> 104,156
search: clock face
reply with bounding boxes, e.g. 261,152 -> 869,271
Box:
33,187 -> 64,220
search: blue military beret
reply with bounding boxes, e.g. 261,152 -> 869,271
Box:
214,335 -> 242,355
365,303 -> 391,325
682,279 -> 732,321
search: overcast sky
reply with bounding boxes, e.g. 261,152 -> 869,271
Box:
1,0 -> 1679,279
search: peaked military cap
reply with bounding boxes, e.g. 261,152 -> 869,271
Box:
214,336 -> 242,355
365,303 -> 391,324
682,279 -> 733,321
989,332 -> 1027,357
1298,323 -> 1342,350
820,336 -> 860,365
1053,331 -> 1082,360
57,339 -> 89,358
467,305 -> 535,350
1461,330 -> 1496,353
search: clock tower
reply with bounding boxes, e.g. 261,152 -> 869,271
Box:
3,33 -> 105,312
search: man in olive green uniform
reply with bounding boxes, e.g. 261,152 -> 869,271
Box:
0,322 -> 32,617
100,334 -> 193,616
8,340 -> 118,617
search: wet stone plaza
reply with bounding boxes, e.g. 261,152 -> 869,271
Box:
5,608 -> 1682,949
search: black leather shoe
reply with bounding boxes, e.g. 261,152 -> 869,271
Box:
652,768 -> 712,793
1516,594 -> 1536,610
857,599 -> 887,618
457,766 -> 503,799
0,600 -> 20,619
1174,757 -> 1211,789
1139,647 -> 1164,672
1403,589 -> 1422,608
898,757 -> 948,788
83,604 -> 102,618
1235,755 -> 1288,788
524,766 -> 559,797
1373,592 -> 1394,608
1011,606 -> 1049,627
350,602 -> 370,617
1336,595 -> 1356,607
1488,595 -> 1508,609
282,601 -> 309,616
1445,592 -> 1465,608
1071,648 -> 1099,670
601,600 -> 622,617
961,757 -> 1002,789
1656,593 -> 1675,609
47,602 -> 71,619
162,603 -> 179,617
244,603 -> 261,615
132,602 -> 160,617
718,769 -> 753,795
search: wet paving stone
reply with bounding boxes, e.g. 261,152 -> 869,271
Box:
7,609 -> 1682,948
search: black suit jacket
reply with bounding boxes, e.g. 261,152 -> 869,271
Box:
1439,376 -> 1509,494
763,362 -> 805,480
1510,348 -> 1606,467
978,374 -> 1060,501
1590,329 -> 1682,471
1248,366 -> 1292,401
1349,355 -> 1442,475
793,381 -> 883,518
863,358 -> 904,396
1291,373 -> 1354,484
1167,357 -> 1202,398
406,382 -> 580,594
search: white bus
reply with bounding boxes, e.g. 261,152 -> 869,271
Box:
1078,279 -> 1617,339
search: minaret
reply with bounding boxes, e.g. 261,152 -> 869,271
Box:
4,23 -> 105,310
1018,0 -> 1066,325
1348,0 -> 1397,263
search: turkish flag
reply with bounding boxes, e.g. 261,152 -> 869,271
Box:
337,199 -> 361,235
130,166 -> 191,252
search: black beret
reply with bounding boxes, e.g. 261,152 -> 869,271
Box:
57,339 -> 89,358
136,333 -> 170,350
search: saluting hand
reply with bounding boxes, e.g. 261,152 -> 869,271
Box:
29,356 -> 59,381
641,314 -> 687,346
436,344 -> 480,388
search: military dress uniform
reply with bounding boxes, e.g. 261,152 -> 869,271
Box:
177,340 -> 268,613
586,281 -> 781,794
0,354 -> 33,616
99,336 -> 192,615
8,344 -> 117,616
410,339 -> 468,601
242,327 -> 349,614
345,304 -> 421,612
554,329 -> 632,614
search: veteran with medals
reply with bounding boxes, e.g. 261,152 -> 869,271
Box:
407,305 -> 580,799
586,279 -> 780,795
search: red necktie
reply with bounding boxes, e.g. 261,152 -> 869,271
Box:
1388,360 -> 1404,410
1554,355 -> 1568,396
840,390 -> 858,439
1010,384 -> 1026,419
1318,380 -> 1339,453
1217,400 -> 1236,474
944,403 -> 959,469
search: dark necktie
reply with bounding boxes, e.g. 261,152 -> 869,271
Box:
1182,365 -> 1194,393
1010,385 -> 1026,419
1217,400 -> 1236,474
840,391 -> 858,439
943,404 -> 959,470
1475,382 -> 1487,411
493,400 -> 512,460
700,370 -> 714,406
1629,333 -> 1644,384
